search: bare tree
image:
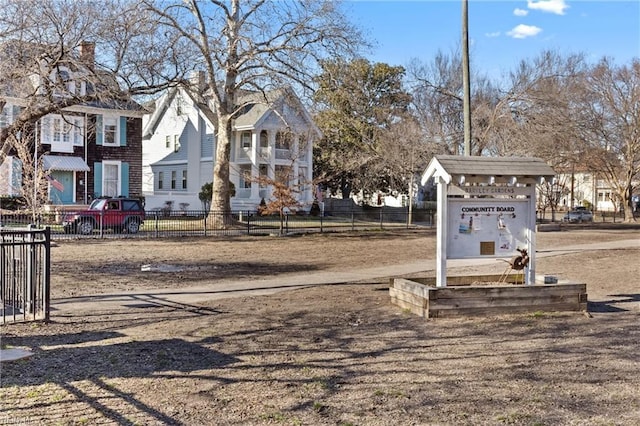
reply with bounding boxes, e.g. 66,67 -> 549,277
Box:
407,50 -> 507,157
144,0 -> 365,226
378,117 -> 436,224
576,58 -> 640,222
0,0 -> 190,207
407,49 -> 588,162
536,174 -> 572,222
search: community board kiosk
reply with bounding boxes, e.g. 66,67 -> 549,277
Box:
420,155 -> 556,287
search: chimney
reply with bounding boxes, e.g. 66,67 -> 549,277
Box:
79,41 -> 95,68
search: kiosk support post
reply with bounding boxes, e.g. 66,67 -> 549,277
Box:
436,176 -> 448,287
526,186 -> 536,285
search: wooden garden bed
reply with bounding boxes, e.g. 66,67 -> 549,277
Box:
389,275 -> 587,318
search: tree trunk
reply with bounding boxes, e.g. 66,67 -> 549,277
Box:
622,185 -> 636,222
210,114 -> 233,227
340,174 -> 351,199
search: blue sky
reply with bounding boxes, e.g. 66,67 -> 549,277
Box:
344,0 -> 640,80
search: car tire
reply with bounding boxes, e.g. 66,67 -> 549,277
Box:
126,219 -> 140,234
77,220 -> 94,235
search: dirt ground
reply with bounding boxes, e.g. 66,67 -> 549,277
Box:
1,227 -> 639,425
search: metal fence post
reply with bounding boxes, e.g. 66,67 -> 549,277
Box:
27,224 -> 35,316
154,211 -> 159,238
43,227 -> 51,322
351,212 -> 355,231
203,212 -> 207,237
380,209 -> 384,230
247,211 -> 251,235
406,207 -> 410,229
99,210 -> 104,238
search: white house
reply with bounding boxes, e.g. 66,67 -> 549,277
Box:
142,82 -> 320,212
555,171 -> 639,212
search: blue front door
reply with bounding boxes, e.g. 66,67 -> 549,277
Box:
49,171 -> 74,204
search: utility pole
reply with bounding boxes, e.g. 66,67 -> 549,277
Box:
462,0 -> 472,156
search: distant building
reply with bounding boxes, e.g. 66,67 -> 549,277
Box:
142,82 -> 320,211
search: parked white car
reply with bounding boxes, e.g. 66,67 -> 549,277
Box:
563,209 -> 593,223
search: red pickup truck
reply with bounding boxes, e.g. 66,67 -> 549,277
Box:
62,197 -> 145,235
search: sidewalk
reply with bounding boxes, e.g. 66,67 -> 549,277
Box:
50,238 -> 640,315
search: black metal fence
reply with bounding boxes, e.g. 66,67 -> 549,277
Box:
0,208 -> 436,240
1,227 -> 51,324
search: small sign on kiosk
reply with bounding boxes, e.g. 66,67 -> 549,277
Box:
420,155 -> 556,287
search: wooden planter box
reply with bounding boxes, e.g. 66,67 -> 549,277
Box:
389,275 -> 587,318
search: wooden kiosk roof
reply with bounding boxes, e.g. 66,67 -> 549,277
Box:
421,155 -> 556,185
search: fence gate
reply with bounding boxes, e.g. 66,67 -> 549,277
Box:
1,227 -> 51,323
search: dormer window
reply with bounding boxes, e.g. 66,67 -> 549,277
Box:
59,69 -> 72,92
52,67 -> 86,97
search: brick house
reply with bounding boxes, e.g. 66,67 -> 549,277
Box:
0,41 -> 144,206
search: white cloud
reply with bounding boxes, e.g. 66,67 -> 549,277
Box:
507,24 -> 543,39
485,32 -> 501,38
527,0 -> 569,15
514,8 -> 529,17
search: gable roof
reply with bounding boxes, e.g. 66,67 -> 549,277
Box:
421,155 -> 556,186
0,40 -> 144,115
234,87 -> 322,137
143,84 -> 321,139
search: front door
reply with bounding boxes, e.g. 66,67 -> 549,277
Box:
49,171 -> 74,204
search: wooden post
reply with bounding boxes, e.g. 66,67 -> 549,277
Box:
526,185 -> 537,284
436,176 -> 448,287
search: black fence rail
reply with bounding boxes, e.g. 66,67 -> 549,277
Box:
1,227 -> 51,324
0,208 -> 436,240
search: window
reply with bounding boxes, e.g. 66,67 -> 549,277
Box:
52,118 -> 62,144
53,67 -> 86,96
259,164 -> 269,187
122,200 -> 142,211
598,191 -> 611,203
59,69 -> 73,94
275,132 -> 287,149
103,162 -> 120,197
259,130 -> 268,148
0,104 -> 12,128
171,171 -> 177,189
72,117 -> 84,146
158,172 -> 164,190
103,116 -> 118,146
241,131 -> 252,149
275,165 -> 292,185
182,170 -> 187,189
165,135 -> 171,148
239,165 -> 252,188
43,115 -> 79,153
275,132 -> 294,159
298,167 -> 308,191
